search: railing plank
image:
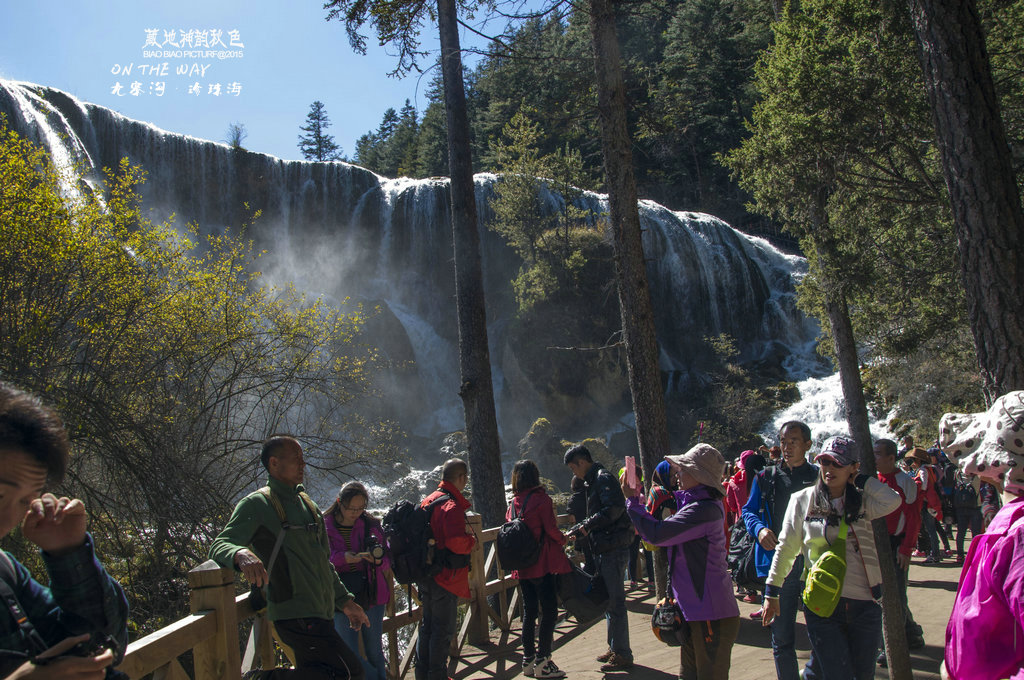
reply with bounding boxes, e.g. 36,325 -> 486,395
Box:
121,513 -> 574,680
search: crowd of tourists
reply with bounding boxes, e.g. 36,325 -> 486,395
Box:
1,379 -> 1022,680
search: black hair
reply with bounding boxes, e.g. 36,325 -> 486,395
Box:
563,444 -> 593,466
743,454 -> 766,493
442,458 -> 468,482
511,459 -> 541,493
778,421 -> 811,442
0,382 -> 69,483
875,439 -> 897,458
328,480 -> 370,518
261,434 -> 299,471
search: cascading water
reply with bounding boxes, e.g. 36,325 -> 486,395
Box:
1,79 -> 834,456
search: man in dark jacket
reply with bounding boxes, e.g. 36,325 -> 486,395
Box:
564,445 -> 633,671
742,421 -> 819,680
0,381 -> 129,678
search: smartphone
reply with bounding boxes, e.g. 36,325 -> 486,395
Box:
625,456 -> 638,491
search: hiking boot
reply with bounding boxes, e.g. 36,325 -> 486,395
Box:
534,656 -> 566,679
596,649 -> 614,663
600,653 -> 634,672
523,656 -> 536,677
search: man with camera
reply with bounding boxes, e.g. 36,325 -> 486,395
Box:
563,445 -> 634,672
0,381 -> 129,679
209,435 -> 369,679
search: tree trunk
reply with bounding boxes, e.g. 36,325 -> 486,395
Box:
586,0 -> 672,598
437,0 -> 505,529
817,233 -> 913,680
906,0 -> 1024,401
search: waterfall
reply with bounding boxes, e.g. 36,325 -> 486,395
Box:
0,79 -> 832,446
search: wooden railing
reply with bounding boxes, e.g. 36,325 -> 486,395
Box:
119,513 -> 574,679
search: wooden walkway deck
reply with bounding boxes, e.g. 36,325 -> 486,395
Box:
449,559 -> 959,680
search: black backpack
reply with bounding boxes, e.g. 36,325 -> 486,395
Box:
382,493 -> 461,585
954,474 -> 979,508
497,490 -> 542,571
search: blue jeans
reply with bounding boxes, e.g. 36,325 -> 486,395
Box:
598,547 -> 631,659
415,580 -> 457,680
770,555 -> 818,680
805,598 -> 882,680
335,604 -> 387,680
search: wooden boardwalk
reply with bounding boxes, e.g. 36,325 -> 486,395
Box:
449,559 -> 959,680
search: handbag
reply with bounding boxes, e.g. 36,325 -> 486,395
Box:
802,518 -> 848,618
651,537 -> 685,646
338,568 -> 373,609
727,522 -> 764,591
556,565 -> 608,624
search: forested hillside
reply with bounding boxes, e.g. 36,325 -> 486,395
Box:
352,1 -> 780,242
351,0 -> 1024,436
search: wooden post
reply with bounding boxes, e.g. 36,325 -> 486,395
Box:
189,560 -> 241,680
465,512 -> 489,645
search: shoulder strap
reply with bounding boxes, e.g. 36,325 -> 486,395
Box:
514,489 -> 537,521
0,553 -> 48,656
257,486 -> 322,584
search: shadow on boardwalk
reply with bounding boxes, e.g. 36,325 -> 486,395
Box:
450,560 -> 957,680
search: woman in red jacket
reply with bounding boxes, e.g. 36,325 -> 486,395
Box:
507,459 -> 572,679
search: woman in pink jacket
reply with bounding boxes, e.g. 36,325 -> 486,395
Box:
507,459 -> 572,679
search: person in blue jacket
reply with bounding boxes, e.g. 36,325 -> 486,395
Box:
0,381 -> 130,679
742,421 -> 819,680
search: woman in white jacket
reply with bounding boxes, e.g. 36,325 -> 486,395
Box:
761,436 -> 901,680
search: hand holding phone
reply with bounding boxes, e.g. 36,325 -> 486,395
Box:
625,456 -> 638,494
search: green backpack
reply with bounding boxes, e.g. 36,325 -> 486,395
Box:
802,518 -> 848,618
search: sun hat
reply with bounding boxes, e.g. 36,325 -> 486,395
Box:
814,436 -> 857,467
664,443 -> 726,495
939,390 -> 1024,495
905,447 -> 932,465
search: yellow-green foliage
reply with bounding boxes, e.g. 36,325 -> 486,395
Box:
0,123 -> 391,633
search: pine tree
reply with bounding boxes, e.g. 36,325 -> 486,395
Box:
298,101 -> 343,162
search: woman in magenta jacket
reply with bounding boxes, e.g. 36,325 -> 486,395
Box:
325,481 -> 392,680
507,459 -> 572,679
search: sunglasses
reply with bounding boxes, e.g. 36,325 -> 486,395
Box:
818,458 -> 848,468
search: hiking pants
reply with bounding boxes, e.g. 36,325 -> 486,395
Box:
415,579 -> 457,680
679,616 -> 740,680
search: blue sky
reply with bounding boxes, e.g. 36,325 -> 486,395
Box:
0,0 -> 506,161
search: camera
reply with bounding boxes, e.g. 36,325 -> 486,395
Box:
366,536 -> 385,562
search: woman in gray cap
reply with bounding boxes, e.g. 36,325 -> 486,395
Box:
760,436 -> 901,680
622,443 -> 740,680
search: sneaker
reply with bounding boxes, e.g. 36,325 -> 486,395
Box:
742,593 -> 759,603
523,656 -> 536,677
596,649 -> 614,663
599,653 -> 634,672
749,609 -> 762,619
534,656 -> 566,679
912,549 -> 925,557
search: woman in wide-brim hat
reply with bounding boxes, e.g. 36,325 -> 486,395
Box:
621,443 -> 740,679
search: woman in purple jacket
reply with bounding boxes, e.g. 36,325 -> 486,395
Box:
326,481 -> 392,680
624,444 -> 741,680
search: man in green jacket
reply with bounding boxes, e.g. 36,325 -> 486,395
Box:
209,435 -> 369,679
